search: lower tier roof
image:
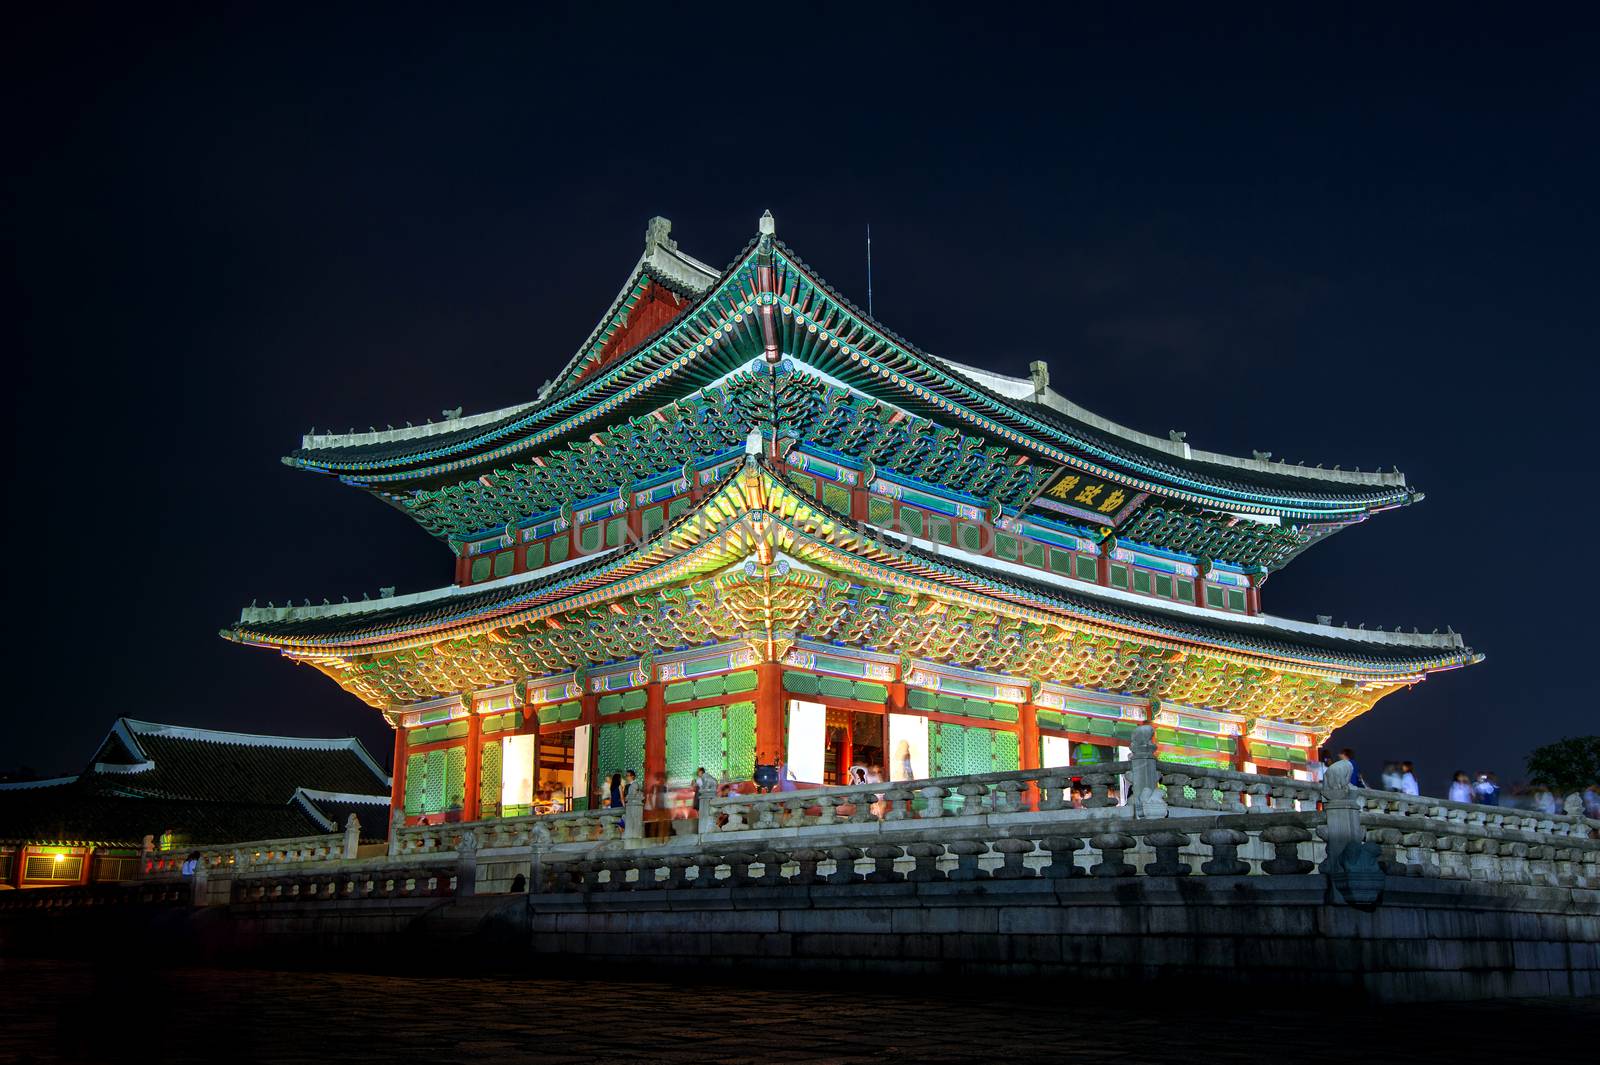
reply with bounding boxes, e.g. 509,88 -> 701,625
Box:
225,459 -> 1477,730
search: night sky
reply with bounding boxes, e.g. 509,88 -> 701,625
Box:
9,5 -> 1597,792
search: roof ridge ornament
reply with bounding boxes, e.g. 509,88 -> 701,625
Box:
1028,360 -> 1049,399
645,216 -> 677,254
759,209 -> 776,236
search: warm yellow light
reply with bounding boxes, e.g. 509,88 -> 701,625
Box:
53,853 -> 63,863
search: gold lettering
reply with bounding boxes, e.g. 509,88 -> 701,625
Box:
1048,475 -> 1080,499
1097,489 -> 1126,513
1074,484 -> 1103,506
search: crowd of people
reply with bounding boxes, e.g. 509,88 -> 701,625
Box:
1331,748 -> 1600,817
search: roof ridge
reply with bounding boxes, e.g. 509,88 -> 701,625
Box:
119,717 -> 366,751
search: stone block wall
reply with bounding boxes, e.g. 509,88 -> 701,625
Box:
524,876 -> 1599,1002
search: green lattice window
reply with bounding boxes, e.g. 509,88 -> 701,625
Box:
1049,548 -> 1073,574
926,515 -> 952,544
493,551 -> 514,579
1110,564 -> 1129,589
641,506 -> 665,539
595,718 -> 646,795
1155,574 -> 1174,598
930,721 -> 1022,781
957,523 -> 982,553
867,497 -> 894,527
786,469 -> 818,497
697,704 -> 726,779
726,701 -> 756,779
605,516 -> 626,548
469,557 -> 491,582
667,497 -> 689,520
1021,540 -> 1045,568
526,542 -> 546,569
1206,584 -> 1225,608
444,747 -> 466,811
1133,569 -> 1152,594
661,700 -> 757,785
579,524 -> 602,553
1075,554 -> 1098,582
899,507 -> 923,537
1176,578 -> 1194,602
1227,588 -> 1247,612
822,483 -> 852,515
550,535 -> 569,563
665,711 -> 697,784
404,752 -> 428,816
995,533 -> 1019,560
479,741 -> 503,819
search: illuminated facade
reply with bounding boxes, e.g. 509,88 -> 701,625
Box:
225,213 -> 1478,828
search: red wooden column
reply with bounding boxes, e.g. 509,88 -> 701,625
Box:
462,708 -> 482,822
1246,577 -> 1262,616
755,662 -> 785,765
1018,700 -> 1041,810
626,498 -> 642,546
644,680 -> 666,793
850,485 -> 870,524
389,724 -> 408,825
1233,724 -> 1252,773
1017,702 -> 1041,771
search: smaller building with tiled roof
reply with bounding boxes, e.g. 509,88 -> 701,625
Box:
0,719 -> 390,889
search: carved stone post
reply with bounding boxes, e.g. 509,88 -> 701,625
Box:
624,789 -> 644,840
1320,759 -> 1362,873
343,814 -> 361,859
455,827 -> 479,897
1129,724 -> 1162,818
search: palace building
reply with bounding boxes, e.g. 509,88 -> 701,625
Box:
223,213 -> 1478,828
0,719 -> 390,889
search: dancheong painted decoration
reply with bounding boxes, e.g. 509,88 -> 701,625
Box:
224,212 -> 1480,828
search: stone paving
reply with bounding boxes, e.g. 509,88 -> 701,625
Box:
0,959 -> 1594,1064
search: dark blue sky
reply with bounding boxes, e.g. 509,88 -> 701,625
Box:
8,4 -> 1597,790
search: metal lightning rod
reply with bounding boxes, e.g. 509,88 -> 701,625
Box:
866,224 -> 874,318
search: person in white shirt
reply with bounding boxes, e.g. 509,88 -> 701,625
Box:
1448,771 -> 1473,804
1399,761 -> 1420,796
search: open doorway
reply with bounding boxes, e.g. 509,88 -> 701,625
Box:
825,708 -> 886,785
536,726 -> 589,811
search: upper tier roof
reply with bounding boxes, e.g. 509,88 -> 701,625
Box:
280,214 -> 1419,526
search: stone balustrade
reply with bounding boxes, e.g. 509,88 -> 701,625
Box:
1155,764 -> 1325,813
231,867 -> 456,904
121,729 -> 1599,909
531,810 -> 1327,892
392,805 -> 624,858
704,762 -> 1132,836
141,829 -> 350,877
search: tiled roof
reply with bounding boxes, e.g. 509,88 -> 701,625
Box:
226,459 -> 1473,675
0,719 -> 391,848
